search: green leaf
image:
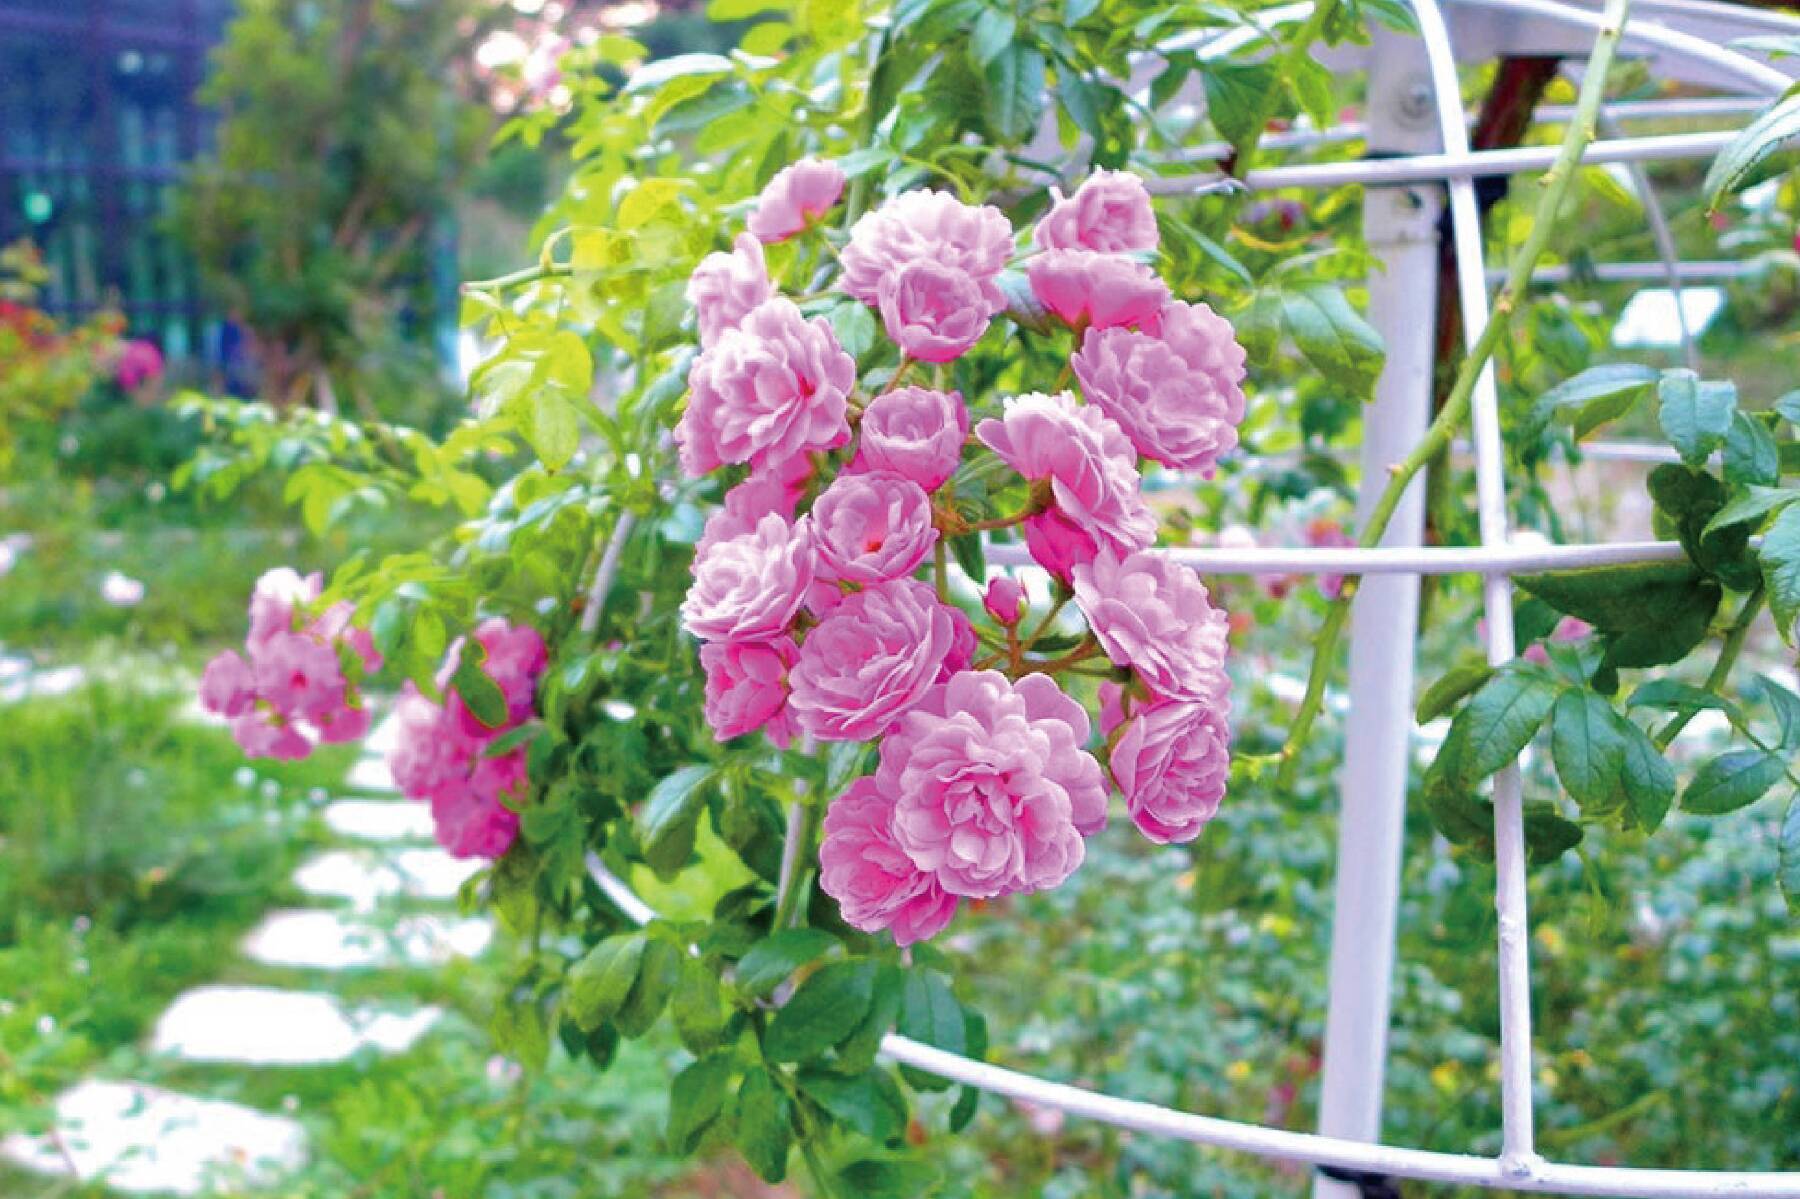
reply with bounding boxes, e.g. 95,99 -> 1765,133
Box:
828,301 -> 877,362
836,1155 -> 943,1198
765,959 -> 876,1062
1683,749 -> 1785,815
1521,801 -> 1584,866
1279,286 -> 1385,393
1200,59 -> 1282,159
949,532 -> 985,583
1058,72 -> 1107,142
1626,679 -> 1735,717
1759,502 -> 1800,642
732,1067 -> 792,1183
615,936 -> 681,1037
564,934 -> 646,1031
450,644 -> 510,731
1550,688 -> 1628,816
1447,664 -> 1560,787
1415,657 -> 1494,724
1702,485 -> 1798,538
734,928 -> 836,998
667,1053 -> 735,1152
1703,92 -> 1800,210
490,990 -> 550,1071
1775,389 -> 1800,426
1539,363 -> 1657,439
1657,369 -> 1737,466
672,956 -> 730,1054
1780,792 -> 1800,914
983,45 -> 1046,142
968,8 -> 1015,66
1647,465 -> 1756,590
1514,561 -> 1721,669
639,765 -> 715,880
1619,719 -> 1676,833
1725,412 -> 1780,487
1758,674 -> 1800,751
835,961 -> 904,1072
897,970 -> 965,1092
798,1067 -> 908,1143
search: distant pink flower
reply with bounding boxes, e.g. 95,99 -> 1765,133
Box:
252,630 -> 347,723
1026,251 -> 1168,330
695,458 -> 813,560
681,512 -> 815,642
1523,615 -> 1594,665
1073,301 -> 1247,472
231,709 -> 311,760
747,158 -> 846,243
1306,518 -> 1356,600
199,650 -> 256,718
1073,548 -> 1231,703
809,470 -> 937,584
308,601 -> 382,672
977,391 -> 1155,560
788,578 -> 964,741
984,577 -> 1025,625
1033,170 -> 1159,254
313,702 -> 372,745
1111,699 -> 1231,843
701,636 -> 799,748
687,233 -> 773,347
678,298 -> 853,476
855,387 -> 967,491
1022,510 -> 1098,585
115,339 -> 164,390
819,776 -> 959,945
247,568 -> 321,652
884,671 -> 1105,898
839,190 -> 1013,315
877,261 -> 990,363
99,571 -> 144,607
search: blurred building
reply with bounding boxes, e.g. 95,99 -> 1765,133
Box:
0,0 -> 234,363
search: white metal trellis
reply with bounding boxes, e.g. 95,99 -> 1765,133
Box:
585,2 -> 1800,1193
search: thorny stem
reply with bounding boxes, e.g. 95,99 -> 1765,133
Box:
1654,585 -> 1765,751
1276,4 -> 1630,790
1019,639 -> 1102,675
771,795 -> 822,932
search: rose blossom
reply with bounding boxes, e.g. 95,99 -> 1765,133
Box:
1073,548 -> 1230,703
430,772 -> 521,860
818,776 -> 959,945
747,158 -> 846,243
247,567 -> 321,651
199,650 -> 256,719
1026,250 -> 1168,330
231,709 -> 311,761
308,601 -> 382,672
1033,169 -> 1159,254
313,702 -> 372,745
678,298 -> 854,476
788,578 -> 964,741
388,684 -> 476,797
855,386 -> 967,490
839,190 -> 1013,315
984,577 -> 1024,625
687,233 -> 773,347
877,261 -> 990,363
976,391 -> 1156,560
809,470 -> 937,584
1022,510 -> 1098,585
884,671 -> 1106,898
252,630 -> 347,723
695,457 -> 814,560
682,512 -> 815,642
701,636 -> 799,747
1072,302 -> 1248,472
1111,699 -> 1231,844
1097,680 -> 1127,736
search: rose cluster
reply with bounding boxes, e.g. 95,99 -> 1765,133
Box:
386,619 -> 548,860
677,163 -> 1246,944
199,567 -> 380,760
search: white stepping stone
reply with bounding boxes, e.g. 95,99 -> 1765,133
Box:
2,1079 -> 306,1195
362,710 -> 403,758
243,909 -> 492,970
0,663 -> 86,704
345,756 -> 397,793
293,848 -> 480,910
153,985 -> 441,1066
321,799 -> 433,842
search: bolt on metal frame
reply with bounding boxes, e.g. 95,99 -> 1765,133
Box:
581,0 -> 1800,1192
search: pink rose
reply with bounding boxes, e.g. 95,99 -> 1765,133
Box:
839,190 -> 1014,315
115,339 -> 165,390
1033,169 -> 1159,254
1022,510 -> 1098,585
884,671 -> 1106,898
231,709 -> 312,761
976,391 -> 1156,559
787,578 -> 964,741
695,458 -> 813,560
308,601 -> 383,672
984,577 -> 1025,625
818,776 -> 959,946
687,233 -> 773,347
388,684 -> 476,797
472,618 -> 548,720
199,650 -> 256,718
809,470 -> 937,585
251,630 -> 347,723
678,298 -> 853,476
855,386 -> 967,491
430,775 -> 520,860
701,636 -> 799,748
247,567 -> 321,652
747,158 -> 846,243
877,261 -> 990,363
681,512 -> 815,642
1111,699 -> 1231,844
1072,548 -> 1230,703
1072,303 -> 1247,472
313,702 -> 372,745
1305,518 -> 1357,600
1096,680 -> 1127,736
1026,250 -> 1168,330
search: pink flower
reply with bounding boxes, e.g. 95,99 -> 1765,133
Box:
877,262 -> 990,363
839,190 -> 1014,315
976,391 -> 1156,560
678,298 -> 853,476
1097,680 -> 1127,735
313,702 -> 372,745
388,685 -> 476,797
681,512 -> 815,642
1022,510 -> 1098,585
855,386 -> 967,491
470,618 -> 548,723
1305,518 -> 1356,600
747,158 -> 846,243
809,470 -> 937,584
1523,615 -> 1593,665
695,459 -> 813,560
1072,302 -> 1247,472
1033,170 -> 1159,254
883,671 -> 1106,898
787,578 -> 964,741
247,568 -> 321,652
687,233 -> 773,347
430,777 -> 520,859
115,339 -> 164,390
231,709 -> 311,760
308,601 -> 383,672
818,776 -> 959,945
984,577 -> 1025,625
1073,548 -> 1231,703
1111,699 -> 1231,844
701,636 -> 799,747
199,650 -> 256,718
1026,250 -> 1168,330
252,630 -> 347,722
